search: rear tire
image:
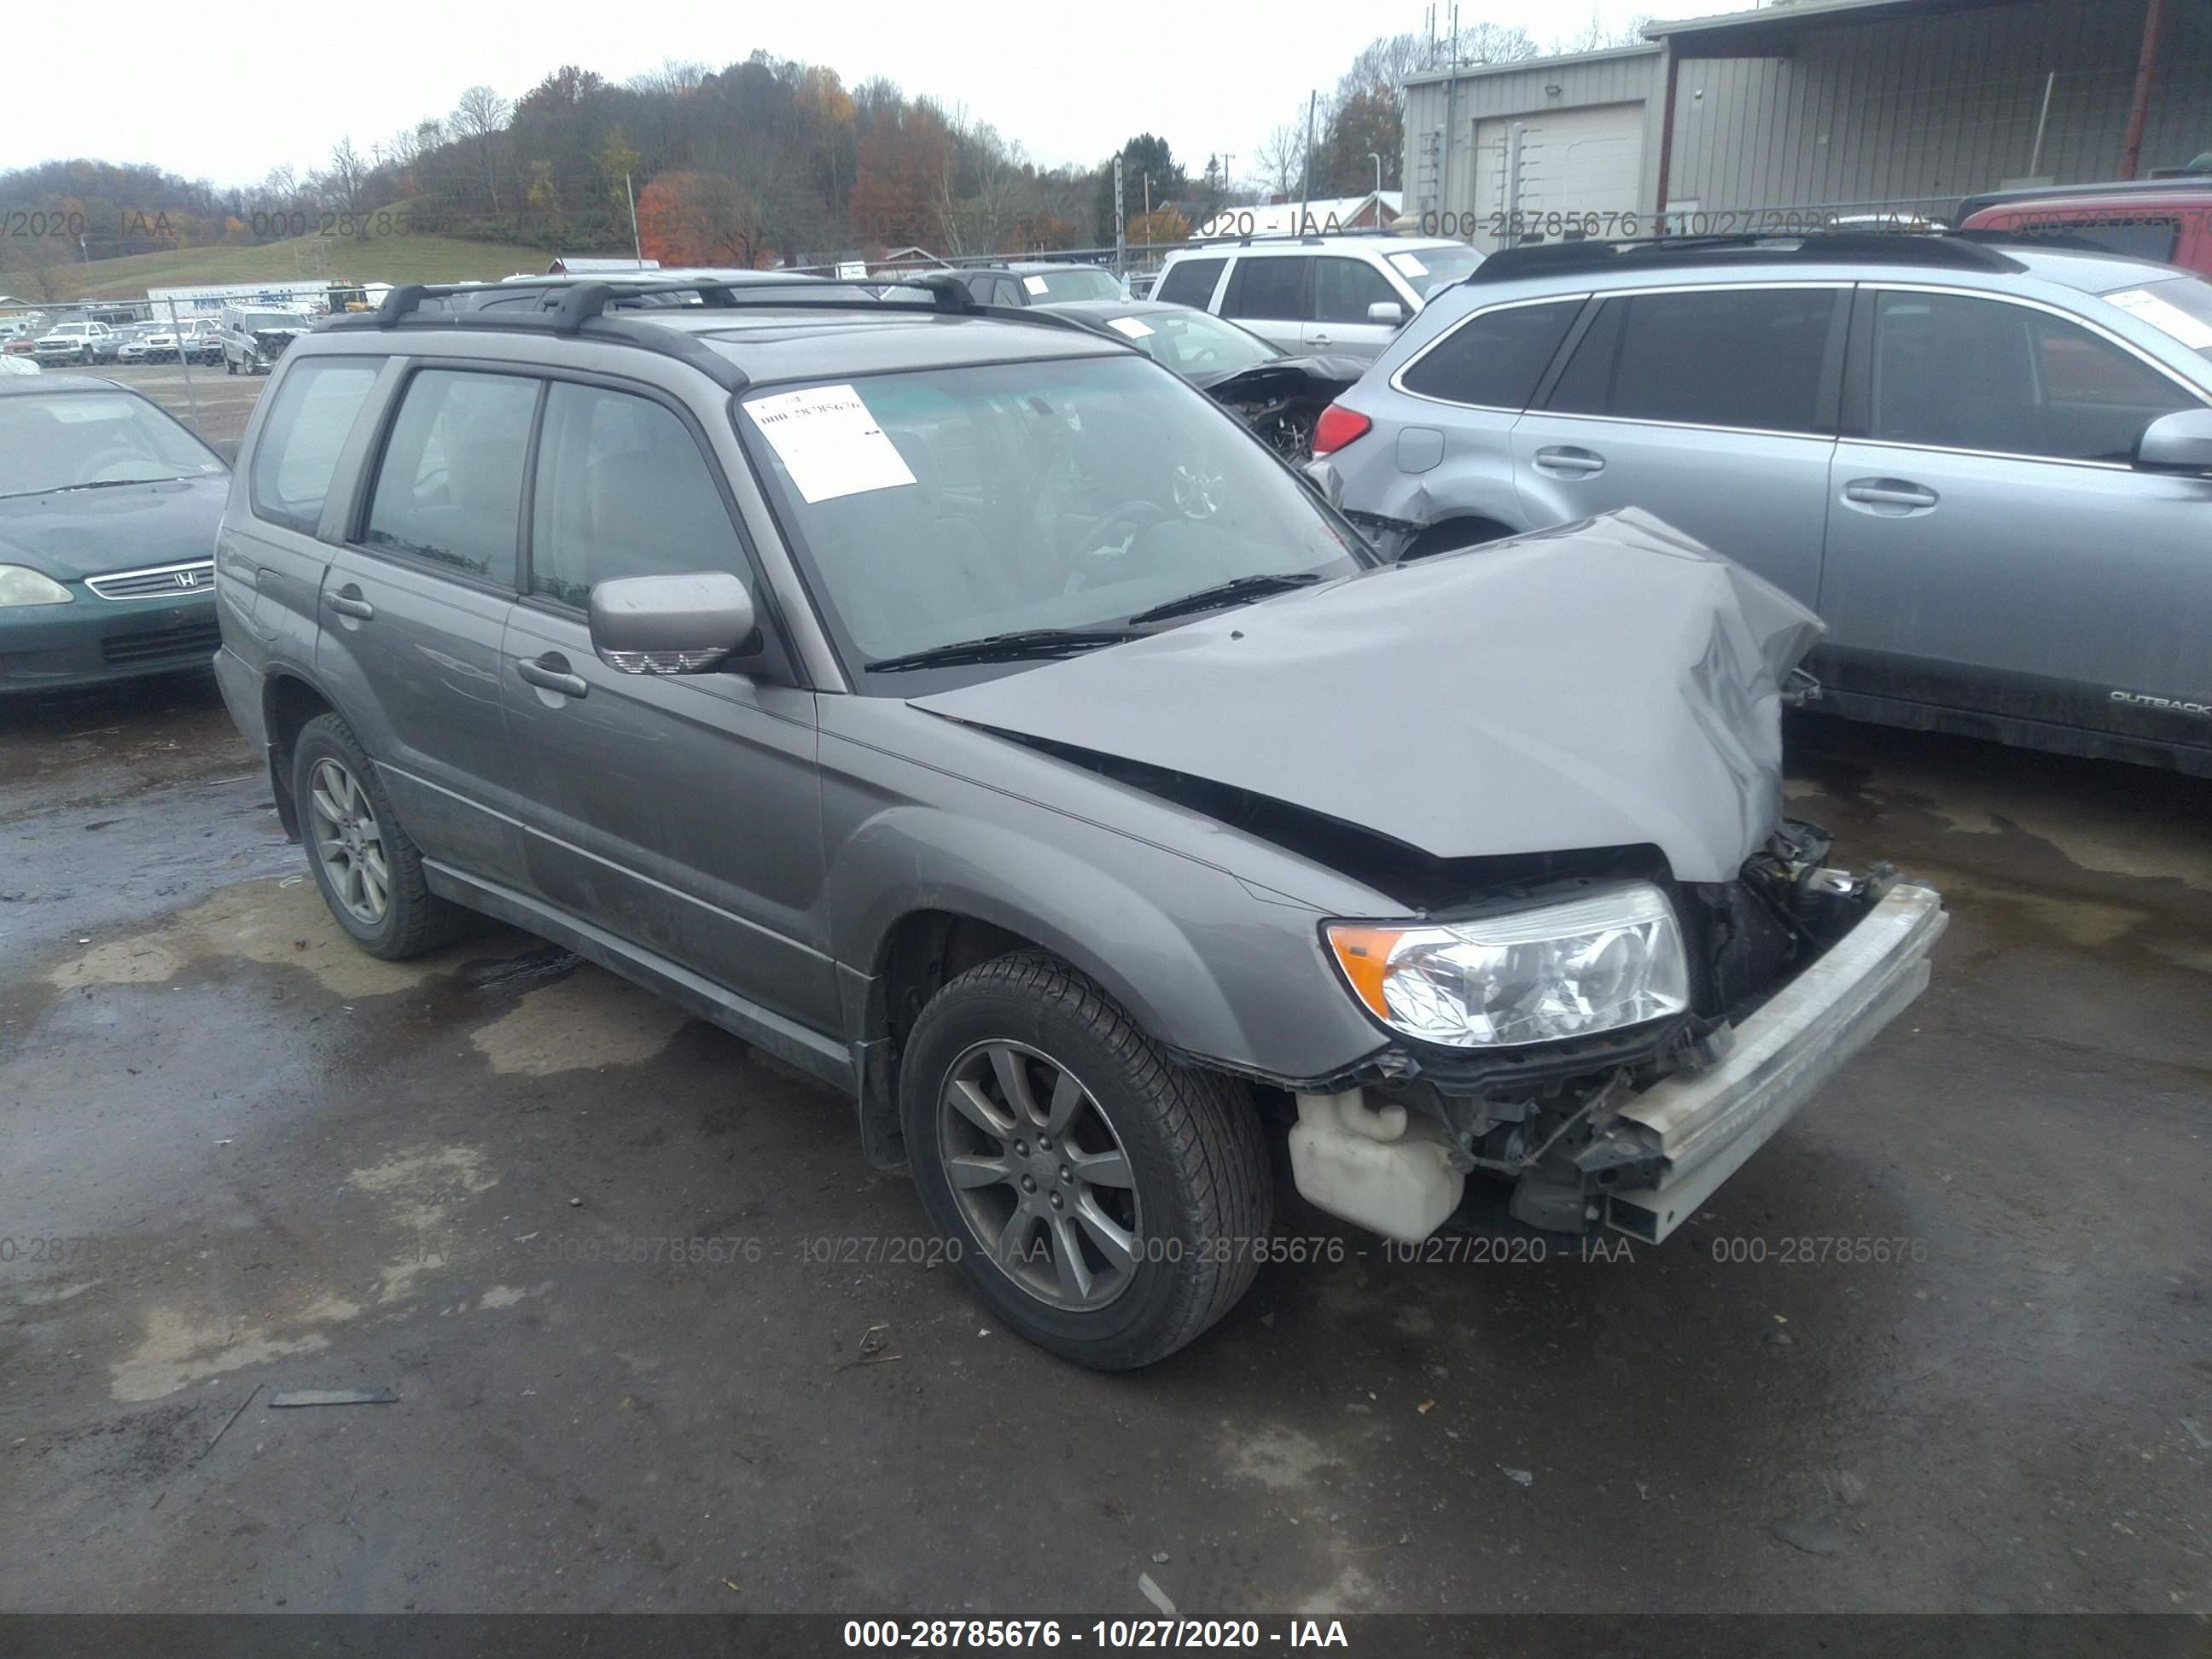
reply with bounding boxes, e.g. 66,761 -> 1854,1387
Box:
901,952 -> 1272,1369
291,713 -> 471,960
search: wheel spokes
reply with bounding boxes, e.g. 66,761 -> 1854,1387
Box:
1074,1194 -> 1137,1275
945,1152 -> 1015,1190
987,1044 -> 1041,1125
1067,1146 -> 1132,1189
947,1078 -> 1015,1139
1047,1214 -> 1093,1302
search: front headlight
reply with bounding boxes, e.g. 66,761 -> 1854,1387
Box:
0,565 -> 73,607
1325,882 -> 1689,1049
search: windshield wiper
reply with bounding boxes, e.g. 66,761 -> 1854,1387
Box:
864,626 -> 1141,674
26,477 -> 181,498
1126,572 -> 1324,626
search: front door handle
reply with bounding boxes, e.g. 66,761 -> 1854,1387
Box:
327,587 -> 375,620
1843,479 -> 1939,509
1308,333 -> 1332,346
1534,445 -> 1605,477
515,655 -> 588,700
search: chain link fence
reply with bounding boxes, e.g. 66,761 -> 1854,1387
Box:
0,292 -> 288,449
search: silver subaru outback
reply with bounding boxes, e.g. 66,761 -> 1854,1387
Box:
212,274 -> 1943,1369
1307,234 -> 2212,777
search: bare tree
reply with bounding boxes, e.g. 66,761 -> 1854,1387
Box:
1551,10 -> 1653,54
626,58 -> 708,96
1435,20 -> 1544,67
315,137 -> 372,236
1339,33 -> 1426,107
451,84 -> 511,212
1252,122 -> 1306,199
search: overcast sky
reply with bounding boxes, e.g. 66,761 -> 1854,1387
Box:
0,0 -> 1668,190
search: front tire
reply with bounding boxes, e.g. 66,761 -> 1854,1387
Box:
901,952 -> 1272,1369
291,713 -> 470,960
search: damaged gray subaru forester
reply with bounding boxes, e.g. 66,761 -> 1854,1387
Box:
212,276 -> 1946,1369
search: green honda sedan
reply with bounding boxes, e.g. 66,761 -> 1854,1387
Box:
0,377 -> 230,695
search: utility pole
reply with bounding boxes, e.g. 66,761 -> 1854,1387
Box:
1300,90 -> 1318,233
1113,154 -> 1126,275
625,172 -> 643,264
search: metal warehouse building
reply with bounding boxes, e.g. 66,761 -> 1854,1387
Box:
1402,0 -> 2211,246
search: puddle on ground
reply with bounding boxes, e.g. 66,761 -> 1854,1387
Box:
469,967 -> 689,1076
44,878 -> 445,1000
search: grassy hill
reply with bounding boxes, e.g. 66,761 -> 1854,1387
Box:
2,222 -> 579,303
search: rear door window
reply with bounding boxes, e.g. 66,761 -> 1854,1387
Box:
362,369 -> 539,586
249,358 -> 379,534
1224,256 -> 1312,323
1545,286 -> 1843,434
1155,257 -> 1226,308
1400,299 -> 1584,408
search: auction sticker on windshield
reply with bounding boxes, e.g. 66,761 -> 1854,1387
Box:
1022,275 -> 1050,295
745,384 -> 917,504
1388,252 -> 1429,279
1105,316 -> 1155,339
2107,287 -> 2212,351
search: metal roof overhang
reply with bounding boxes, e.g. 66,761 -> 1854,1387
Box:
1647,0 -> 2036,59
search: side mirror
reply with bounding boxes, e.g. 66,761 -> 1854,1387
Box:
2134,408 -> 2212,475
1366,300 -> 1406,327
588,571 -> 757,674
212,438 -> 241,465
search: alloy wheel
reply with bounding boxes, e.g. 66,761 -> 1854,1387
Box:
938,1040 -> 1141,1311
307,757 -> 390,926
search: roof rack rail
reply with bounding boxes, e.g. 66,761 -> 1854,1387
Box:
1466,230 -> 2024,283
316,272 -> 1100,389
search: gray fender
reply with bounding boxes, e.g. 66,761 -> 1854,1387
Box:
827,802 -> 1301,1074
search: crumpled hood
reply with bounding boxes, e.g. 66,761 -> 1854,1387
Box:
0,473 -> 227,581
914,509 -> 1824,886
1199,354 -> 1365,400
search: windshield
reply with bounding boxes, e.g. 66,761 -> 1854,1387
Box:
2104,276 -> 2212,365
237,311 -> 309,331
1022,267 -> 1124,302
0,391 -> 225,498
1385,245 -> 1482,297
739,355 -> 1363,683
1100,309 -> 1280,381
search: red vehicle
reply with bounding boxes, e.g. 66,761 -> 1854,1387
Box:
1958,178 -> 2212,278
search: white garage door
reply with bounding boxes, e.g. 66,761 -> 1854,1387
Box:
1469,103 -> 1644,249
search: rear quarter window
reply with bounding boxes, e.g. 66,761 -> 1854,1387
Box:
248,358 -> 380,534
1400,299 -> 1584,408
1155,257 -> 1226,309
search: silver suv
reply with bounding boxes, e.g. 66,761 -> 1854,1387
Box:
212,275 -> 1941,1368
1154,235 -> 1483,362
1308,234 -> 2212,777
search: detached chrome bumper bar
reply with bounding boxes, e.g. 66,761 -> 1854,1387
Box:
1604,882 -> 1947,1243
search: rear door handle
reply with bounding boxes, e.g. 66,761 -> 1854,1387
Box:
1534,445 -> 1605,476
1843,479 -> 1938,509
327,587 -> 375,620
515,655 -> 588,700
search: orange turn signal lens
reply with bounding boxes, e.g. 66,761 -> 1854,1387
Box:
1324,925 -> 1405,1022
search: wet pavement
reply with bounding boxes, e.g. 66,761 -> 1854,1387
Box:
1,670 -> 2207,1615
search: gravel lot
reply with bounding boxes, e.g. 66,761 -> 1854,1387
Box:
0,652 -> 2207,1617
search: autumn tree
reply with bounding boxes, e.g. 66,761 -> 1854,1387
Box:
637,172 -> 773,267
